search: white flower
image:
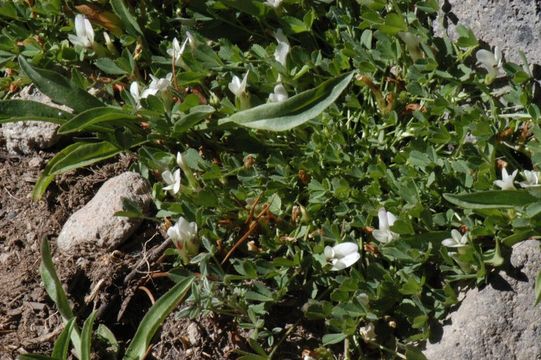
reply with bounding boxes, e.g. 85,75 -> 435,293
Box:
129,81 -> 142,108
162,169 -> 181,195
141,73 -> 173,99
103,32 -> 112,46
464,132 -> 477,144
442,229 -> 469,248
359,323 -> 376,342
265,0 -> 283,7
68,14 -> 95,48
268,83 -> 288,103
167,37 -> 189,65
476,47 -> 503,78
324,242 -> 360,271
493,168 -> 517,190
186,31 -> 196,49
167,217 -> 198,262
167,216 -> 198,243
372,208 -> 399,243
274,29 -> 290,67
519,170 -> 541,188
228,71 -> 249,98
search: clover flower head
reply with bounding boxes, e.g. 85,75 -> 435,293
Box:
442,229 -> 469,248
167,216 -> 198,262
162,168 -> 181,195
476,47 -> 503,78
519,170 -> 540,188
265,0 -> 283,8
141,73 -> 173,99
324,242 -> 360,271
228,71 -> 249,98
167,216 -> 197,244
68,14 -> 95,48
273,28 -> 290,67
493,167 -> 517,190
372,208 -> 399,243
268,83 -> 288,103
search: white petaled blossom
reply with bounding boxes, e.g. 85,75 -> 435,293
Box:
493,168 -> 518,190
372,208 -> 399,243
167,37 -> 189,65
68,14 -> 95,48
324,242 -> 361,271
228,72 -> 249,98
268,83 -> 288,103
141,73 -> 173,99
176,152 -> 185,168
129,82 -> 142,108
476,47 -> 503,78
265,0 -> 283,8
442,229 -> 469,248
167,217 -> 198,262
273,28 -> 290,67
519,170 -> 541,188
162,169 -> 181,195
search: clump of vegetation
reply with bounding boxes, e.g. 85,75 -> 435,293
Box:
2,0 -> 541,359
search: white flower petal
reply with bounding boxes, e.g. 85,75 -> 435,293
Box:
274,29 -> 290,67
476,49 -> 497,70
331,242 -> 359,258
324,246 -> 334,259
268,83 -> 288,103
378,208 -> 389,231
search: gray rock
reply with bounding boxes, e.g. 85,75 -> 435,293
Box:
56,172 -> 152,254
434,0 -> 541,65
424,240 -> 541,360
2,86 -> 70,154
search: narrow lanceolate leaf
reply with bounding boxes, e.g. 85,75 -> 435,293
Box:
81,311 -> 97,360
218,71 -> 355,131
58,107 -> 137,134
123,276 -> 194,360
51,318 -> 76,360
110,0 -> 144,36
443,190 -> 539,209
19,57 -> 103,113
40,238 -> 82,357
33,141 -> 122,200
0,100 -> 70,125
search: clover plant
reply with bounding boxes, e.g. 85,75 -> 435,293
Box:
3,0 -> 541,359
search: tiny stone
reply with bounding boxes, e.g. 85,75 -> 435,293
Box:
187,322 -> 200,346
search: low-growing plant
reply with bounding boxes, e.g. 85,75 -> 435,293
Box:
4,0 -> 541,358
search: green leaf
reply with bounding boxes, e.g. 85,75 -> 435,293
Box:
219,72 -> 354,131
58,107 -> 137,134
380,13 -> 407,35
94,58 -> 129,75
443,190 -> 538,209
81,311 -> 97,360
173,105 -> 215,135
96,324 -> 119,354
502,230 -> 536,247
322,332 -> 347,345
51,318 -> 76,360
535,270 -> 541,305
0,100 -> 70,125
123,276 -> 194,360
39,238 -> 81,357
33,141 -> 121,200
18,57 -> 103,113
110,0 -> 144,36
